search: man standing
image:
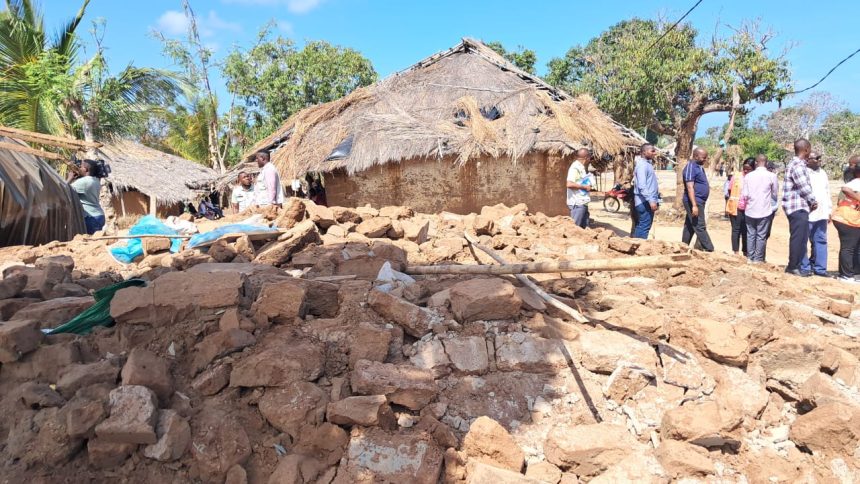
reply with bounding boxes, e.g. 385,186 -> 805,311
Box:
254,151 -> 284,209
782,139 -> 818,276
632,144 -> 659,239
230,171 -> 255,214
566,148 -> 594,228
681,148 -> 714,251
801,151 -> 832,276
742,156 -> 779,262
67,160 -> 105,235
843,155 -> 859,183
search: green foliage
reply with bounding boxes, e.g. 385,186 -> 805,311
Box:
813,110 -> 860,172
546,18 -> 792,157
222,26 -> 377,140
737,128 -> 786,161
0,0 -> 89,133
485,41 -> 537,74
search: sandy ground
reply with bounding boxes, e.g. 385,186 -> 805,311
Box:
589,171 -> 842,273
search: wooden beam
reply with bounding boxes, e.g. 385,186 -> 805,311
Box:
0,125 -> 101,149
0,141 -> 67,161
406,253 -> 690,275
462,232 -> 590,323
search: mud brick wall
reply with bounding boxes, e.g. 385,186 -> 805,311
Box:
324,153 -> 574,216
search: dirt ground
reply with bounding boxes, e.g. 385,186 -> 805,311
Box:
591,171 -> 843,273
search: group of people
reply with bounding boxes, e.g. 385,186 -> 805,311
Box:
230,151 -> 285,214
583,139 -> 860,283
231,151 -> 330,214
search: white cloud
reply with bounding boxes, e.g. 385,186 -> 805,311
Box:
157,10 -> 189,36
155,9 -> 241,37
221,0 -> 325,14
277,20 -> 294,35
286,0 -> 323,14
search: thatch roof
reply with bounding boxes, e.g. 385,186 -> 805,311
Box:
1,136 -> 85,246
246,37 -> 647,180
97,139 -> 218,205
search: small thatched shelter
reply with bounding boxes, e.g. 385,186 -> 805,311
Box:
0,136 -> 85,246
97,139 -> 218,217
246,37 -> 647,215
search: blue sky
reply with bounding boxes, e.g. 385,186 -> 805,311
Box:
38,0 -> 860,136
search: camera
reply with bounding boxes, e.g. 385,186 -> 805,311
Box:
72,156 -> 111,178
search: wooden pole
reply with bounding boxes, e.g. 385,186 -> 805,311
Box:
0,125 -> 102,149
461,232 -> 590,323
86,234 -> 194,241
406,253 -> 690,275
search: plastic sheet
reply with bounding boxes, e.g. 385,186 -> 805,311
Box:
187,223 -> 277,249
47,279 -> 147,335
109,215 -> 182,264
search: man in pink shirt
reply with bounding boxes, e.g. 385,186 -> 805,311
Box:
255,151 -> 284,209
742,156 -> 779,262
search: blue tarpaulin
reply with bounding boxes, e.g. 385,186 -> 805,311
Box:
109,215 -> 182,264
187,223 -> 277,249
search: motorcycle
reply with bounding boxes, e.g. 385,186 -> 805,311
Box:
603,183 -> 630,212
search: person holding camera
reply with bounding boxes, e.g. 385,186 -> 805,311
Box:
67,159 -> 105,234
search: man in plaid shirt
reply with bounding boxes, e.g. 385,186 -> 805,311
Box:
782,139 -> 819,276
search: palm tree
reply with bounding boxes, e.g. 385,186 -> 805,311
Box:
0,0 -> 180,144
0,0 -> 89,134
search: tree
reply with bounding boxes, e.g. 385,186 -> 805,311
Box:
0,0 -> 89,134
222,26 -> 376,141
547,19 -> 792,208
154,0 -> 227,173
60,22 -> 181,145
485,41 -> 537,74
814,110 -> 860,176
765,91 -> 843,147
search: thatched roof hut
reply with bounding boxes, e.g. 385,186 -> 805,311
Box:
97,139 -> 218,216
245,38 -> 648,215
0,136 -> 85,246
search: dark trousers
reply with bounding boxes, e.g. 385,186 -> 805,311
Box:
682,199 -> 714,251
84,215 -> 105,235
763,210 -> 776,260
632,203 -> 654,239
569,205 -> 589,229
729,210 -> 747,255
786,210 -> 810,272
834,221 -> 860,278
746,216 -> 772,262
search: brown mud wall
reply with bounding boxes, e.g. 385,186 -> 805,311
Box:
324,154 -> 573,216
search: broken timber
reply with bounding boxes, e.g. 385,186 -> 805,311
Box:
406,252 -> 690,275
461,232 -> 589,323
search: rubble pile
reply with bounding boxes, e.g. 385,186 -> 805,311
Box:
1,198 -> 860,483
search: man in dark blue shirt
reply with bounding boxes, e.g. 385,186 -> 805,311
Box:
681,147 -> 714,251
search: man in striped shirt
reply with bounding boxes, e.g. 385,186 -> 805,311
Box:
782,139 -> 819,276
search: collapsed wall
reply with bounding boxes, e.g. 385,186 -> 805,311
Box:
0,199 -> 859,483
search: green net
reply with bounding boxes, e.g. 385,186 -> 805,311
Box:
47,279 -> 147,335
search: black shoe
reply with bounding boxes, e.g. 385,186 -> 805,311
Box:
814,272 -> 831,278
785,269 -> 812,277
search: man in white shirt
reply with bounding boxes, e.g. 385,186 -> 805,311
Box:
801,151 -> 833,276
566,148 -> 594,228
230,171 -> 255,214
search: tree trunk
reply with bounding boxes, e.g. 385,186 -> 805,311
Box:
673,117 -> 700,210
207,117 -> 225,174
710,108 -> 737,176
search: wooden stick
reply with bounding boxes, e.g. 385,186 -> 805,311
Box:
0,141 -> 67,161
0,125 -> 102,149
462,232 -> 590,323
86,234 -> 193,241
406,253 -> 690,275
